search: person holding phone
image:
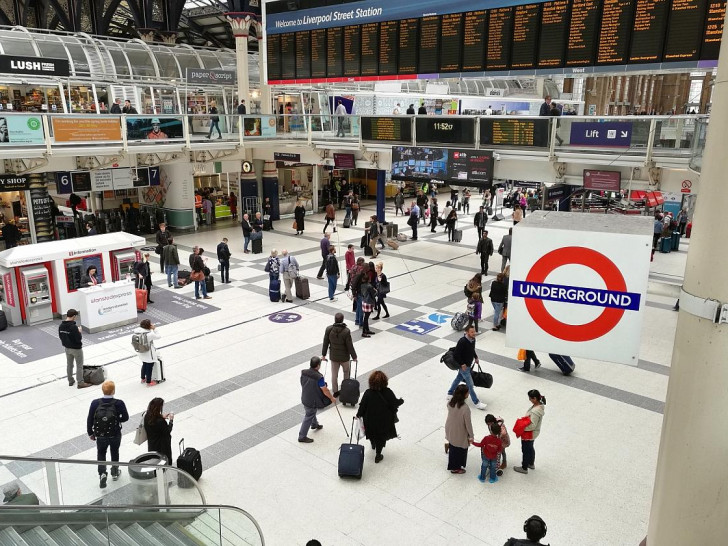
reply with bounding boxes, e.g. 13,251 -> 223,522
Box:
144,397 -> 174,465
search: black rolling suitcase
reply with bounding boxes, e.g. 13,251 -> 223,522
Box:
177,438 -> 202,488
338,417 -> 364,479
252,238 -> 263,254
205,275 -> 215,293
339,360 -> 360,406
263,216 -> 272,231
343,217 -> 351,228
548,354 -> 575,375
452,229 -> 463,243
295,277 -> 310,299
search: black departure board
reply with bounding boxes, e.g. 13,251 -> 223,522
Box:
379,20 -> 398,75
440,13 -> 464,72
416,117 -> 475,145
343,25 -> 361,77
538,0 -> 570,67
295,31 -> 311,78
398,19 -> 419,74
361,23 -> 379,76
280,32 -> 296,79
664,0 -> 707,60
567,0 -> 601,66
701,0 -> 727,60
511,4 -> 541,68
266,34 -> 281,80
311,29 -> 326,78
326,27 -> 343,77
597,0 -> 635,64
488,7 -> 515,69
463,11 -> 487,71
361,117 -> 412,143
419,16 -> 441,73
480,119 -> 550,147
629,0 -> 669,62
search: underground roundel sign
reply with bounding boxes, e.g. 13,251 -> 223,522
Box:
505,213 -> 652,365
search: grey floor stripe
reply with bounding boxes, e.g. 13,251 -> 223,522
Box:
637,359 -> 671,376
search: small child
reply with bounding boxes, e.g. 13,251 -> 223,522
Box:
473,422 -> 503,483
467,292 -> 483,333
485,414 -> 511,476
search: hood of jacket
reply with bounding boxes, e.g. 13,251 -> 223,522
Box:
329,322 -> 350,345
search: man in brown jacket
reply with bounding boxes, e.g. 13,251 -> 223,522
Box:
321,312 -> 358,395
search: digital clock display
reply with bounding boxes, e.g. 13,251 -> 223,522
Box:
416,117 -> 475,145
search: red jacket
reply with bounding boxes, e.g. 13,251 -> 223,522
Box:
473,434 -> 503,460
513,416 -> 533,440
345,250 -> 355,272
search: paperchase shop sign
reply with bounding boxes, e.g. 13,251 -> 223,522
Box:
185,68 -> 235,85
505,211 -> 652,365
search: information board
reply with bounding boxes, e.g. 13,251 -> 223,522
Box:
480,119 -> 550,147
701,0 -> 727,60
361,23 -> 379,76
327,27 -> 343,77
379,20 -> 398,75
398,19 -> 419,74
462,11 -> 487,71
629,0 -> 669,63
664,0 -> 707,60
597,0 -> 635,64
361,117 -> 412,142
440,13 -> 464,72
487,7 -> 515,69
419,16 -> 441,73
343,25 -> 361,77
311,29 -> 327,78
280,33 -> 296,79
295,30 -> 311,79
415,117 -> 475,145
567,0 -> 601,66
511,3 -> 542,69
267,34 -> 281,80
538,0 -> 571,67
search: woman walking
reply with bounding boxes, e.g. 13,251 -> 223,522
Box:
134,319 -> 161,386
356,371 -> 404,463
207,100 -> 222,139
351,194 -> 360,226
144,397 -> 174,464
360,263 -> 378,338
294,200 -> 306,235
373,261 -> 390,320
429,198 -> 439,233
445,384 -> 474,474
514,390 -> 546,474
489,273 -> 507,331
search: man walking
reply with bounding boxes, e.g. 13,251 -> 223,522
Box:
474,206 -> 488,239
241,213 -> 253,254
321,312 -> 358,395
217,237 -> 231,283
316,232 -> 332,279
237,99 -> 246,115
87,381 -> 129,488
163,237 -> 181,288
59,309 -> 91,389
476,231 -> 494,275
343,190 -> 354,221
498,228 -> 512,272
335,100 -> 347,137
325,247 -> 340,301
447,326 -> 488,410
394,190 -> 405,216
155,222 -> 172,273
280,249 -> 299,303
298,357 -> 336,443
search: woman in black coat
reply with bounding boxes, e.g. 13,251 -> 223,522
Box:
294,200 -> 306,235
356,370 -> 403,463
144,397 -> 174,465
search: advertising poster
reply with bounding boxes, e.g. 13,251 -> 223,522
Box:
52,117 -> 122,142
111,168 -> 134,190
91,170 -> 114,191
126,117 -> 184,140
243,116 -> 277,138
0,115 -> 44,144
28,173 -> 54,242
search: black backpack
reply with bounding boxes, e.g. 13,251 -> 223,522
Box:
93,400 -> 119,438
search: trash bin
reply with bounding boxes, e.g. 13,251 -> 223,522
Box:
128,452 -> 169,505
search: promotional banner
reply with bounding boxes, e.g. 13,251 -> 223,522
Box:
52,117 -> 122,142
28,174 -> 54,243
583,170 -> 621,191
243,116 -> 277,138
0,115 -> 44,144
91,170 -> 114,191
126,117 -> 184,140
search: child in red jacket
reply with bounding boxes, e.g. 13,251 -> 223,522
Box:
473,422 -> 503,483
486,414 -> 511,475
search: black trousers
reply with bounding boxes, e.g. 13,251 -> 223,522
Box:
219,260 -> 230,283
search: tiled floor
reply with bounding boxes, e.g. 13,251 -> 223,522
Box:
0,203 -> 683,545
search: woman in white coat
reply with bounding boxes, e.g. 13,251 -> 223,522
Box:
133,319 -> 161,386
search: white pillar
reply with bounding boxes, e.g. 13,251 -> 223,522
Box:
254,21 -> 273,115
646,9 -> 728,545
225,13 -> 256,107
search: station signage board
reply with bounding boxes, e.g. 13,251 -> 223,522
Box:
583,170 -> 621,192
570,122 -> 632,147
185,68 -> 235,85
0,54 -> 70,77
0,174 -> 30,191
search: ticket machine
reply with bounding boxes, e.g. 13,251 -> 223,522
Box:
19,266 -> 53,325
110,249 -> 139,281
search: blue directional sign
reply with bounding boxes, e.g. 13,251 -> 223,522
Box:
268,312 -> 302,324
569,122 -> 632,147
395,320 -> 440,335
428,313 -> 452,324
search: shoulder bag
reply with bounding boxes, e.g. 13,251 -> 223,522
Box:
133,413 -> 147,445
190,271 -> 204,281
470,362 -> 493,389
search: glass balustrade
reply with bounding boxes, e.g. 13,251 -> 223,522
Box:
689,118 -> 708,172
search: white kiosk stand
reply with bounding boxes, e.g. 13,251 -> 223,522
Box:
77,281 -> 138,333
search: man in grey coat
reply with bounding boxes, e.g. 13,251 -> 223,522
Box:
298,357 -> 336,443
498,228 -> 512,272
321,312 -> 358,395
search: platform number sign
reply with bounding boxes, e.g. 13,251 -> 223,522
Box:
55,171 -> 72,194
149,166 -> 160,186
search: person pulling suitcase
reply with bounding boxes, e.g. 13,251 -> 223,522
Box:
298,357 -> 337,444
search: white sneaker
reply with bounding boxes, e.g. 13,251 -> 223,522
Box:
446,395 -> 453,401
475,402 -> 488,410
330,297 -> 338,302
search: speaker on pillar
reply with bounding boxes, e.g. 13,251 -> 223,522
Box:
287,0 -> 299,10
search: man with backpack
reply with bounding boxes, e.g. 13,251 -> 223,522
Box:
86,381 -> 129,488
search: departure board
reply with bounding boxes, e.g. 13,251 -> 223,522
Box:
398,19 -> 419,74
597,0 -> 635,64
566,0 -> 601,66
419,16 -> 441,73
379,20 -> 398,75
664,0 -> 708,60
701,0 -> 727,60
629,0 -> 669,63
480,119 -> 550,147
361,117 -> 413,143
295,31 -> 311,79
416,117 -> 475,145
440,13 -> 464,72
266,34 -> 281,80
538,0 -> 571,67
280,33 -> 296,79
488,7 -> 515,69
343,25 -> 361,77
326,27 -> 343,77
462,11 -> 487,71
511,4 -> 542,69
311,29 -> 326,78
361,23 -> 379,76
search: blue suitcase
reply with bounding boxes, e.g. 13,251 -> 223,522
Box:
269,279 -> 281,302
659,237 -> 672,253
338,419 -> 364,479
671,231 -> 680,251
548,354 -> 575,375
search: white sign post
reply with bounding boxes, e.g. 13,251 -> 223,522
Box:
505,211 -> 653,365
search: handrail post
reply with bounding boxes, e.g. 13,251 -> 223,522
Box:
42,114 -> 52,156
645,118 -> 657,166
156,467 -> 170,508
474,116 -> 481,149
548,118 -> 557,160
121,114 -> 128,153
183,114 -> 192,149
44,461 -> 62,505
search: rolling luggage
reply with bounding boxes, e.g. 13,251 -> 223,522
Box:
386,223 -> 398,238
177,439 -> 203,488
295,277 -> 310,299
451,312 -> 469,331
343,217 -> 351,228
263,215 -> 271,231
548,353 -> 575,375
671,231 -> 680,251
360,235 -> 368,248
338,360 -> 360,406
364,245 -> 373,256
387,238 -> 399,250
152,357 -> 166,383
135,278 -> 147,312
205,275 -> 215,293
452,229 -> 463,243
659,237 -> 671,253
252,238 -> 263,254
338,417 -> 364,479
269,279 -> 281,302
83,366 -> 106,385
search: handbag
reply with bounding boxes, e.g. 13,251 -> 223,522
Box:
250,230 -> 263,241
517,349 -> 526,361
470,362 -> 493,389
292,220 -> 298,230
378,280 -> 390,295
133,413 -> 147,446
190,270 -> 204,281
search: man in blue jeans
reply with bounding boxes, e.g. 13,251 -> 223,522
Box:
87,381 -> 129,489
325,247 -> 340,301
447,325 -> 488,410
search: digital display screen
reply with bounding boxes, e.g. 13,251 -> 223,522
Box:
266,34 -> 281,80
326,27 -> 343,77
334,153 -> 356,168
379,20 -> 398,75
360,22 -> 379,76
398,19 -> 419,74
415,117 -> 476,145
360,117 -> 413,143
480,119 -> 550,147
343,25 -> 361,77
440,13 -> 464,72
449,150 -> 495,184
567,0 -> 601,66
597,0 -> 635,64
664,0 -> 707,60
487,7 -> 514,70
295,31 -> 311,79
391,147 -> 449,180
419,16 -> 441,73
280,33 -> 296,79
511,4 -> 542,69
538,0 -> 570,67
462,11 -> 487,71
310,29 -> 327,78
701,0 -> 727,60
629,0 -> 669,63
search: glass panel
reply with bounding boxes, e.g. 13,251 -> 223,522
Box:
220,508 -> 265,546
153,50 -> 181,79
108,49 -> 130,76
36,40 -> 69,62
198,52 -> 221,69
2,36 -> 37,57
173,52 -> 201,77
126,46 -> 157,79
65,43 -> 91,76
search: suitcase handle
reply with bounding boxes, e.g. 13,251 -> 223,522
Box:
179,438 -> 185,455
352,359 -> 358,379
